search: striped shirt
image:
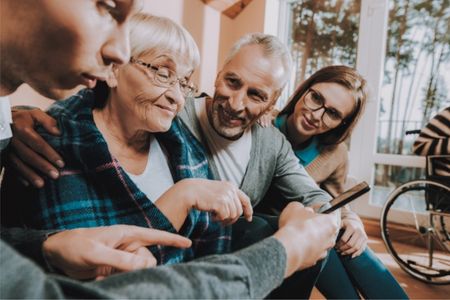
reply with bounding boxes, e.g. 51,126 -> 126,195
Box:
413,106 -> 450,176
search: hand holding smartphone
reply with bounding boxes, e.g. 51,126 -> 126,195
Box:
321,181 -> 371,214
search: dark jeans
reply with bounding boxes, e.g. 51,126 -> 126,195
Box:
232,214 -> 325,299
316,247 -> 409,299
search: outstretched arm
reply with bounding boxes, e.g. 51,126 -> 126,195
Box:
2,202 -> 337,299
1,235 -> 285,299
1,225 -> 190,280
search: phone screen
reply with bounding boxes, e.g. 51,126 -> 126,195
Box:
321,182 -> 371,214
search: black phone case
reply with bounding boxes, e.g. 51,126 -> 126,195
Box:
322,182 -> 371,214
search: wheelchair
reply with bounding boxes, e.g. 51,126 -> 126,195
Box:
380,131 -> 450,285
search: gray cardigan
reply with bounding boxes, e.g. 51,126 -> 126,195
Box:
179,98 -> 332,209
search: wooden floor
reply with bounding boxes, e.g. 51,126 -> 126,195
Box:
310,236 -> 450,299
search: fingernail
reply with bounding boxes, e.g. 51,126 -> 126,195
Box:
56,160 -> 65,168
52,126 -> 61,135
49,170 -> 59,179
34,179 -> 44,188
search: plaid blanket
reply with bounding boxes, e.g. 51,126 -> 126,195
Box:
1,89 -> 230,265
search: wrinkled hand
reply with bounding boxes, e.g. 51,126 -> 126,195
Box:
182,179 -> 253,225
42,225 -> 192,280
274,202 -> 339,277
9,109 -> 63,188
155,179 -> 253,231
336,217 -> 368,258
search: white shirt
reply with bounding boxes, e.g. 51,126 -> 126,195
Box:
195,98 -> 252,186
0,96 -> 13,151
126,135 -> 174,202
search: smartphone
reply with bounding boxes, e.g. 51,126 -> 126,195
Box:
321,181 -> 371,214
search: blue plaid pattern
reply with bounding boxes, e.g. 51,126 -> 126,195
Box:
1,89 -> 230,265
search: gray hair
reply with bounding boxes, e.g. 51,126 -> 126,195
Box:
129,13 -> 200,71
225,33 -> 292,88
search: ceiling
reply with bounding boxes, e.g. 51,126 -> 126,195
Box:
200,0 -> 254,19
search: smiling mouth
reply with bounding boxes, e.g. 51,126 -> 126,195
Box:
302,115 -> 318,129
219,107 -> 245,126
155,104 -> 176,115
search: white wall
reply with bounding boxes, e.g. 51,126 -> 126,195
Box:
218,0 -> 267,70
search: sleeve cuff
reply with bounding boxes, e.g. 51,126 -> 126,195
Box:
1,227 -> 60,271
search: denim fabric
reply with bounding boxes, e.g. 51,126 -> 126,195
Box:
316,247 -> 409,299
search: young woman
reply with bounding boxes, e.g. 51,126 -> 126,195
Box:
268,65 -> 408,299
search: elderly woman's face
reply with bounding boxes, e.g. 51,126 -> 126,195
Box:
113,52 -> 194,133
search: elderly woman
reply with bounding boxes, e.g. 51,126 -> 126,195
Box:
2,14 -> 251,265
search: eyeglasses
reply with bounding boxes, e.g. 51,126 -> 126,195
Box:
130,57 -> 198,97
303,88 -> 345,128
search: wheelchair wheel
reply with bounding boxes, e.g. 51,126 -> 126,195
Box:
381,180 -> 450,285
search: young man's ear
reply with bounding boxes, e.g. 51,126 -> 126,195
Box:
106,65 -> 119,88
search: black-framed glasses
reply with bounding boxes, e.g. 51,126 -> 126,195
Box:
130,57 -> 198,97
303,88 -> 345,128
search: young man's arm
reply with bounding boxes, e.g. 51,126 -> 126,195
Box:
1,202 -> 338,299
0,235 -> 285,299
1,227 -> 58,270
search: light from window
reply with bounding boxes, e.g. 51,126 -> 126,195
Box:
285,0 -> 361,88
377,0 -> 450,155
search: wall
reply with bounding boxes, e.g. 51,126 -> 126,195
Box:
9,85 -> 56,110
218,0 -> 266,70
141,0 -> 185,23
9,0 -> 268,108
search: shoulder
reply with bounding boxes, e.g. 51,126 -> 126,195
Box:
179,98 -> 197,126
46,88 -> 95,121
428,106 -> 450,129
321,142 -> 348,160
252,123 -> 287,145
308,143 -> 348,175
38,89 -> 98,147
436,106 -> 450,119
179,97 -> 203,136
249,124 -> 297,168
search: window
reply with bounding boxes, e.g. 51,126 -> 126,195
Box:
372,0 -> 450,209
372,163 -> 426,207
279,0 -> 361,106
277,0 -> 448,220
377,0 -> 450,156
